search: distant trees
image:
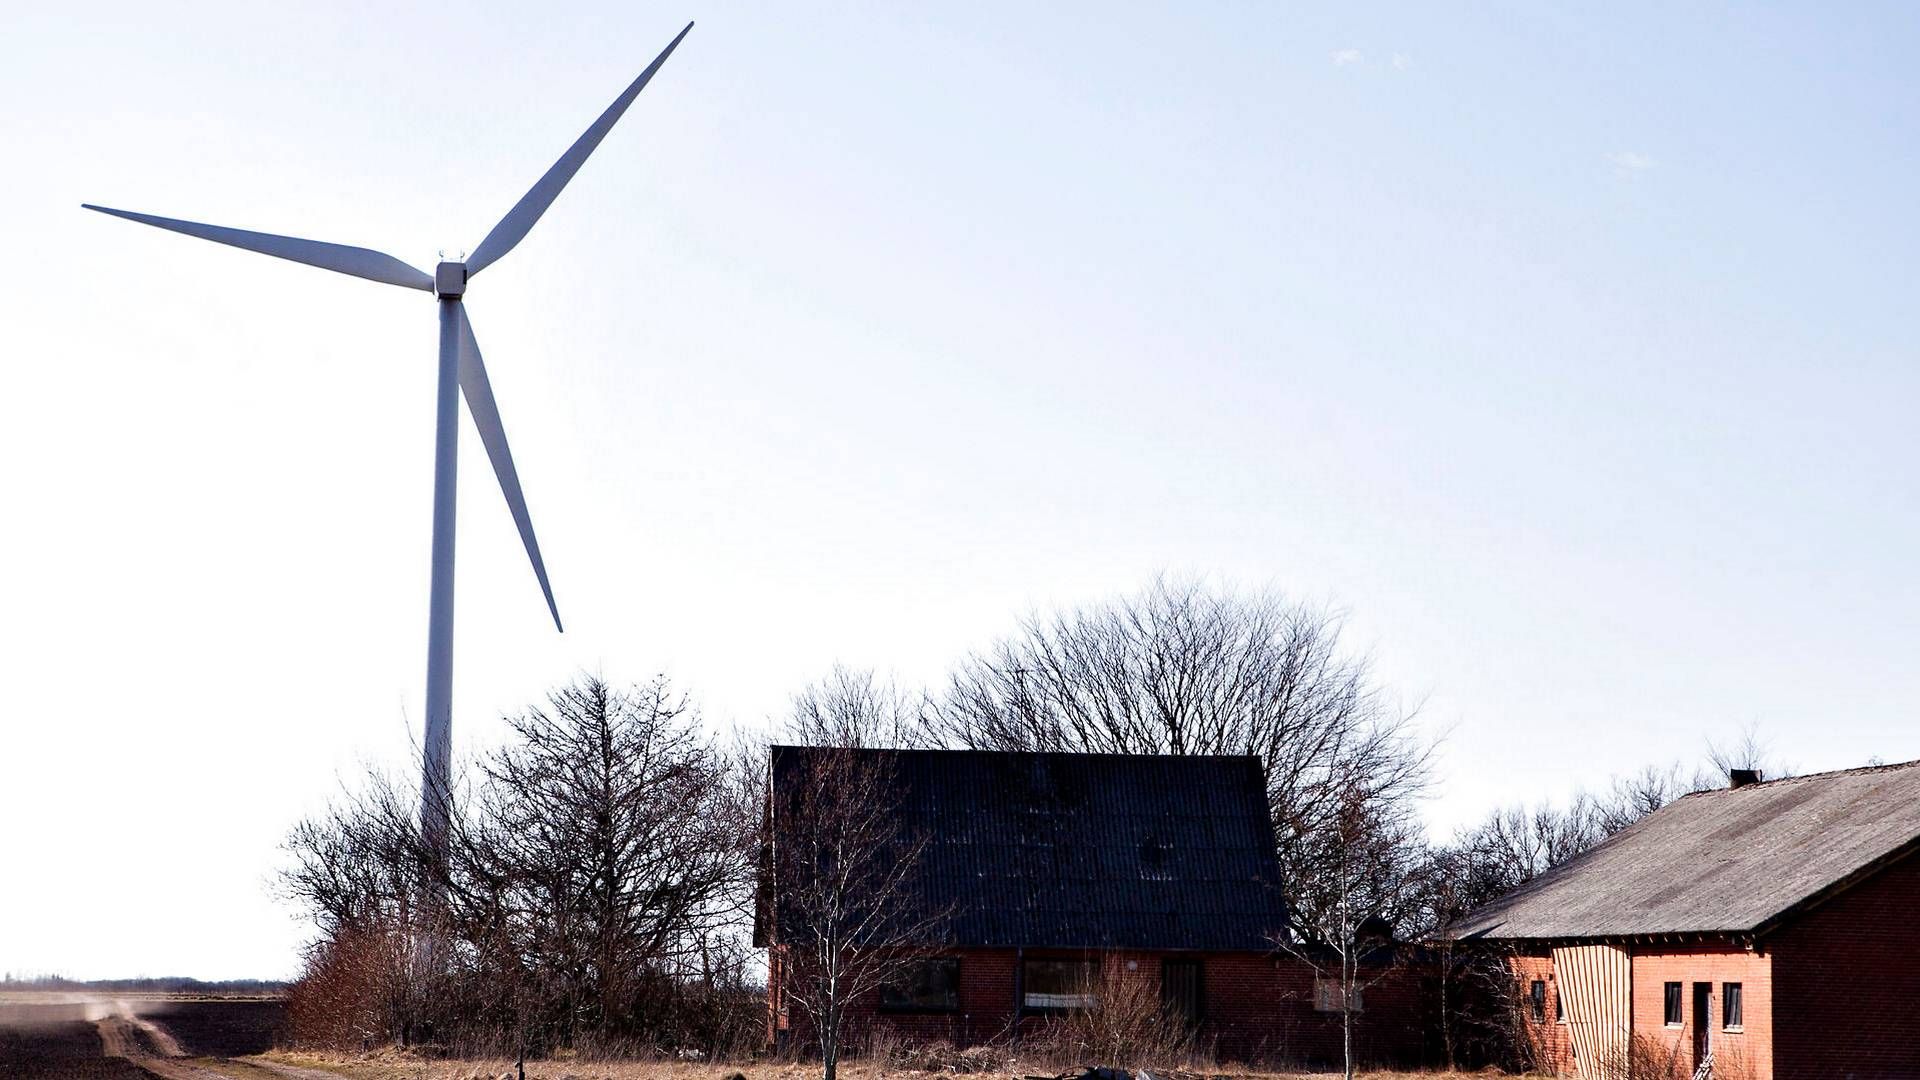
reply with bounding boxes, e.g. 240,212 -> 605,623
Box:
1435,722 -> 1797,916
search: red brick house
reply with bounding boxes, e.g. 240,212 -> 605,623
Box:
756,747 -> 1428,1066
1450,760 -> 1920,1080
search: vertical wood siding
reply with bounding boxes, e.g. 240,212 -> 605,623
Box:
1553,944 -> 1632,1079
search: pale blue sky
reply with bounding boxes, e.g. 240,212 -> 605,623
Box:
4,3 -> 1917,980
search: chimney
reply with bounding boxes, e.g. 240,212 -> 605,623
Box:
1730,768 -> 1763,789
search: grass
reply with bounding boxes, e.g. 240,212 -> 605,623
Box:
259,1049 -> 1509,1080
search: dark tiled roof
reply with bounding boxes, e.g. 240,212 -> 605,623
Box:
1450,759 -> 1920,941
768,746 -> 1287,951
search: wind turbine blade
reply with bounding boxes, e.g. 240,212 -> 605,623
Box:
81,204 -> 434,291
466,22 -> 694,276
456,305 -> 563,632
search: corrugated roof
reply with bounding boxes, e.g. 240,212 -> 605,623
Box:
1450,759 -> 1920,941
768,746 -> 1288,951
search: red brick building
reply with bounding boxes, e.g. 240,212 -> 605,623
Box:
756,747 -> 1429,1066
1451,761 -> 1920,1080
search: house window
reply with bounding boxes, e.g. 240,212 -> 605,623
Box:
1023,958 -> 1098,1011
1161,958 -> 1202,1024
880,958 -> 960,1013
1723,982 -> 1744,1031
1528,980 -> 1546,1023
1555,987 -> 1566,1024
1664,982 -> 1683,1026
1313,977 -> 1362,1013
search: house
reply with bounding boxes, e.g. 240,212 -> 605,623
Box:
755,746 -> 1429,1065
1449,760 -> 1920,1080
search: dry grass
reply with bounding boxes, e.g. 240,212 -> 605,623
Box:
259,1049 -> 1515,1080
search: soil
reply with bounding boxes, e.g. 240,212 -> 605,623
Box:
0,995 -> 290,1080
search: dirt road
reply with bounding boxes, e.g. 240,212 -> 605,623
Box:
0,994 -> 299,1080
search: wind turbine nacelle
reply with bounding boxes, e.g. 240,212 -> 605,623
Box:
435,261 -> 467,299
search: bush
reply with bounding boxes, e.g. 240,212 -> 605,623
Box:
1023,963 -> 1210,1071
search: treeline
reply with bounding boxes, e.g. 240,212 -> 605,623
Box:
279,575 -> 1788,1063
0,975 -> 288,995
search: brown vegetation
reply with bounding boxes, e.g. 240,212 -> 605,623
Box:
260,1049 -> 1508,1080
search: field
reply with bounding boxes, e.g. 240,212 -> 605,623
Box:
0,995 -> 1496,1080
0,994 -> 293,1080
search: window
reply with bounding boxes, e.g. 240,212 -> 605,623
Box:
880,958 -> 960,1013
1161,959 -> 1202,1024
1023,958 -> 1098,1011
1313,977 -> 1363,1013
1723,983 -> 1744,1031
1528,980 -> 1547,1023
1664,982 -> 1683,1026
1555,987 -> 1566,1024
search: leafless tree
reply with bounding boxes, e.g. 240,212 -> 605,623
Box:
1277,747 -> 1432,1080
923,576 -> 1433,930
1705,720 -> 1794,785
784,665 -> 924,749
279,767 -> 444,1045
1451,795 -> 1603,901
281,675 -> 761,1055
476,675 -> 753,1043
768,746 -> 948,1080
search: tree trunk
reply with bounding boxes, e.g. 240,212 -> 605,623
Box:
1343,1001 -> 1355,1080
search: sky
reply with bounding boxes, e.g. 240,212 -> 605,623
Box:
4,1 -> 1919,981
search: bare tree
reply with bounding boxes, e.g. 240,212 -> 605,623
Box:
924,576 -> 1432,929
478,675 -> 752,1043
1277,759 -> 1430,1080
279,767 -> 442,1046
1706,720 -> 1794,785
1450,795 -> 1604,902
282,675 -> 761,1056
767,746 -> 948,1080
785,665 -> 923,749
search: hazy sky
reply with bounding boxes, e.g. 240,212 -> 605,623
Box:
5,2 -> 1918,981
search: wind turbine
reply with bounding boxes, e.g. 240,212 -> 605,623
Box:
83,22 -> 694,860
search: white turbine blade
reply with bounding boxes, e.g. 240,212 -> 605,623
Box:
457,305 -> 563,632
466,22 -> 694,276
81,204 -> 434,291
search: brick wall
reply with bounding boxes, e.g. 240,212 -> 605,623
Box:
768,946 -> 1431,1067
1510,952 -> 1575,1075
1507,944 -> 1772,1079
1769,850 -> 1920,1080
1628,944 -> 1772,1080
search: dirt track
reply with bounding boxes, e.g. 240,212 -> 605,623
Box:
96,1005 -> 239,1080
0,995 -> 298,1080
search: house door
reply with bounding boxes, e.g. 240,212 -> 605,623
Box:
1162,959 -> 1202,1028
1691,982 -> 1712,1069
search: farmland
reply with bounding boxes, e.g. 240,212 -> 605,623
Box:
0,994 -> 287,1079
